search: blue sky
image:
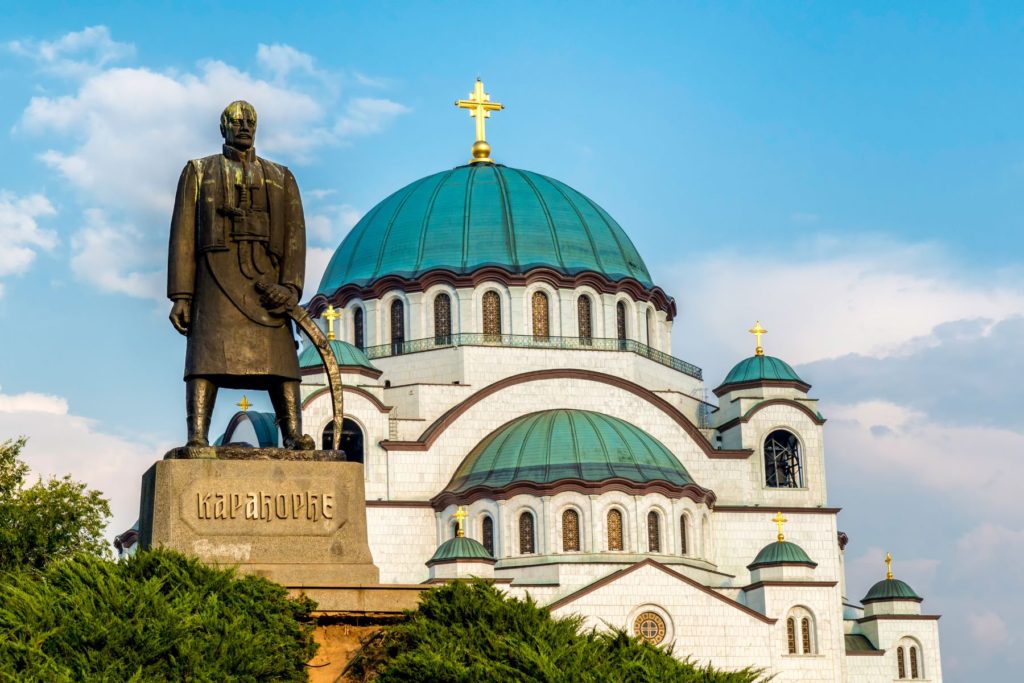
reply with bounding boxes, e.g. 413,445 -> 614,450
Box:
1,3 -> 1021,680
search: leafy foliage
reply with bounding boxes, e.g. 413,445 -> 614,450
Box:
346,579 -> 764,683
0,549 -> 318,682
0,437 -> 111,571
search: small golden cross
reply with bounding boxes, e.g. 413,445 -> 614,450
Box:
236,395 -> 252,412
453,505 -> 467,537
455,79 -> 503,163
772,511 -> 787,542
323,304 -> 340,341
885,552 -> 893,580
749,320 -> 767,356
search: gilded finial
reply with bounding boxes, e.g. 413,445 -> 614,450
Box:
749,321 -> 767,356
323,304 -> 340,341
455,78 -> 504,164
453,506 -> 467,537
772,511 -> 787,542
885,552 -> 893,580
236,395 -> 252,412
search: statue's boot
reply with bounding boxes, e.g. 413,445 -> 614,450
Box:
272,380 -> 314,450
185,378 -> 218,448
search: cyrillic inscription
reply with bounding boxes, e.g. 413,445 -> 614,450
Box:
195,490 -> 335,521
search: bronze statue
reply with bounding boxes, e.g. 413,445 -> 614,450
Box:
168,100 -> 314,450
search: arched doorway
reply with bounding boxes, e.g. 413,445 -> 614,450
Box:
321,418 -> 365,463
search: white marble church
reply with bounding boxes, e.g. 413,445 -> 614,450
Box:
218,83 -> 943,681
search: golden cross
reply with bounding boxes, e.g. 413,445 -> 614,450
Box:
749,320 -> 767,356
323,304 -> 340,341
236,395 -> 252,412
455,78 -> 503,163
772,511 -> 787,542
453,506 -> 467,538
885,552 -> 893,580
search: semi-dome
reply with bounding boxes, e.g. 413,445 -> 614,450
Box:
862,578 -> 921,604
715,355 -> 809,395
747,540 -> 817,570
298,339 -> 379,373
317,164 -> 654,295
442,409 -> 701,497
427,536 -> 495,565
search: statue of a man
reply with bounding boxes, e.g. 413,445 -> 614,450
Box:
167,100 -> 314,450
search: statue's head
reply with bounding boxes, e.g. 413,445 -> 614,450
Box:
220,100 -> 257,151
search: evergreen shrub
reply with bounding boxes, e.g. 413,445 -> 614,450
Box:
0,549 -> 317,682
346,579 -> 764,683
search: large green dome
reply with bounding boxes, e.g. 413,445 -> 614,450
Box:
444,409 -> 695,495
317,164 -> 654,294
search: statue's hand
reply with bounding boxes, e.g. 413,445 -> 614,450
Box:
169,299 -> 191,335
257,282 -> 297,313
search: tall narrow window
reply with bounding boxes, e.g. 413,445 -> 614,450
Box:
607,509 -> 624,551
353,307 -> 364,350
786,618 -> 797,654
562,509 -> 580,552
679,515 -> 688,555
390,299 -> 405,355
434,293 -> 452,345
483,291 -> 501,341
801,618 -> 812,654
909,646 -> 919,679
647,511 -> 661,552
764,430 -> 804,488
519,511 -> 535,554
532,290 -> 549,340
577,295 -> 593,344
616,300 -> 627,349
897,647 -> 906,678
482,515 -> 494,556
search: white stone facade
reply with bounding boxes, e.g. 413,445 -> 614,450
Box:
299,281 -> 943,682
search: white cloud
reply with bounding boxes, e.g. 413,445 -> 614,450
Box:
0,191 -> 57,284
256,43 -> 319,81
846,544 -> 940,601
334,97 -> 410,138
7,25 -> 134,78
307,203 -> 363,244
954,524 -> 1024,574
305,246 -> 335,296
0,389 -> 168,544
70,209 -> 163,300
968,610 -> 1011,649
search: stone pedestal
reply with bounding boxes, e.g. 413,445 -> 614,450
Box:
139,457 -> 379,586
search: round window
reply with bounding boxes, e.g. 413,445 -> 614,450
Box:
633,611 -> 666,645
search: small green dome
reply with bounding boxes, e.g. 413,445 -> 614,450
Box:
445,409 -> 695,495
317,164 -> 654,295
747,541 -> 817,570
862,578 -> 921,604
427,536 -> 495,565
719,355 -> 807,389
298,340 -> 379,372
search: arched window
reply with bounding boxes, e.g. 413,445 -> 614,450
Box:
785,607 -> 816,655
616,300 -> 627,348
897,647 -> 906,678
562,509 -> 580,552
577,295 -> 593,344
764,429 -> 804,488
353,307 -> 364,350
482,515 -> 494,556
320,418 -> 364,463
896,638 -> 923,679
519,511 -> 535,554
607,509 -> 624,551
647,511 -> 661,552
482,291 -> 501,341
532,290 -> 549,340
390,299 -> 405,355
910,646 -> 919,679
679,514 -> 689,555
434,293 -> 452,345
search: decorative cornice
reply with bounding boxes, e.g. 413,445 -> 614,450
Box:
857,614 -> 941,623
377,368 -> 750,460
714,506 -> 842,515
425,557 -> 497,568
846,650 -> 886,657
712,379 -> 812,398
307,265 -> 678,320
365,500 -> 434,508
546,558 -> 777,625
430,479 -> 717,511
301,385 -> 391,414
743,580 -> 838,591
716,398 -> 826,432
861,595 -> 924,605
301,365 -> 383,380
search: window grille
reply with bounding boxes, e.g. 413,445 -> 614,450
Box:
647,511 -> 661,552
482,516 -> 494,556
434,293 -> 452,345
786,618 -> 797,654
616,300 -> 627,347
607,509 -> 624,551
390,299 -> 405,355
679,515 -> 688,555
562,509 -> 580,551
633,612 -> 666,645
909,646 -> 919,679
764,430 -> 803,488
519,511 -> 535,554
483,291 -> 501,340
532,291 -> 549,339
801,617 -> 812,654
897,646 -> 906,678
577,295 -> 593,344
353,308 -> 364,350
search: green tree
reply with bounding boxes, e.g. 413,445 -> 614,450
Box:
346,579 -> 765,683
0,437 -> 111,571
